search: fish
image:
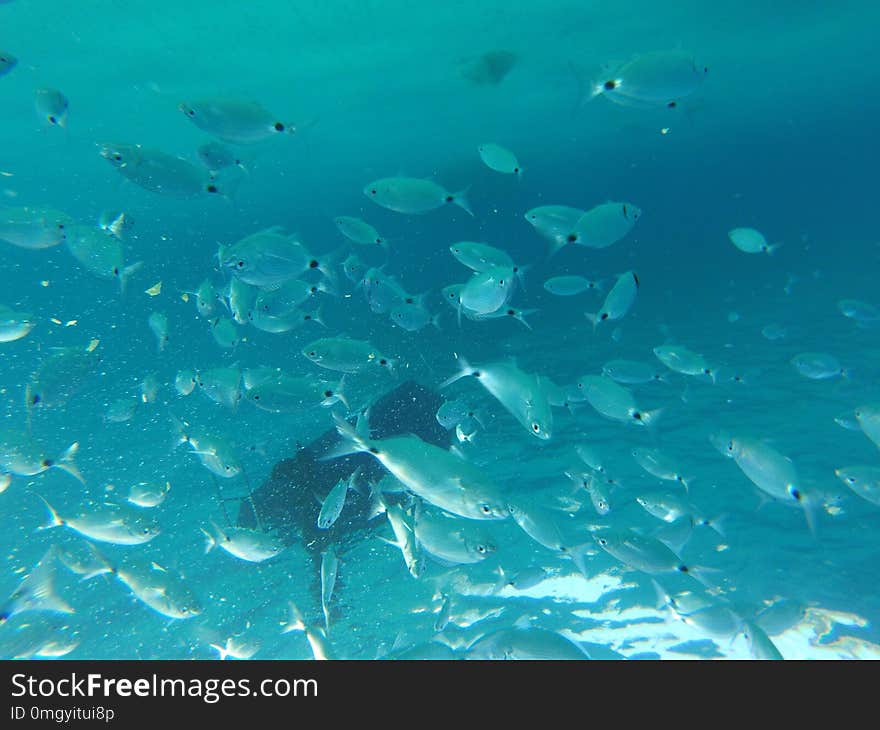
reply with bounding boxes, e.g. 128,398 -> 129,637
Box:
573,201 -> 641,249
127,481 -> 170,509
728,227 -> 780,254
103,397 -> 139,423
0,304 -> 36,342
190,278 -> 219,318
834,466 -> 880,506
524,205 -> 585,252
413,503 -> 496,565
99,142 -> 225,198
855,404 -> 880,451
140,375 -> 161,406
741,620 -> 784,660
565,470 -> 611,515
109,560 -> 203,620
180,97 -> 296,144
466,627 -> 589,660
0,548 -> 73,624
227,277 -> 259,325
364,177 -> 472,216
790,352 -> 846,380
507,500 -> 570,553
459,49 -> 517,86
0,50 -> 17,78
219,228 -> 335,289
65,225 -> 142,293
441,356 -> 553,439
710,433 -> 815,531
317,469 -> 360,530
632,447 -> 691,489
390,296 -> 439,332
174,370 -> 198,396
320,547 -> 338,634
334,216 -> 388,248
543,275 -> 604,296
246,372 -> 346,413
202,521 -> 285,562
602,359 -> 668,385
327,412 -> 509,521
362,267 -> 407,314
196,366 -> 242,410
197,140 -> 246,172
379,500 -> 424,578
478,143 -> 522,176
171,416 -> 242,478
838,299 -> 880,324
302,337 -> 396,375
0,616 -> 80,659
653,344 -> 715,381
585,271 -> 639,329
147,312 -> 169,352
436,398 -> 484,430
590,50 -> 708,108
574,375 -> 660,426
342,253 -> 365,284
0,206 -> 73,249
594,529 -> 708,581
253,278 -> 330,320
458,266 -> 517,318
282,602 -> 334,660
27,344 -> 101,409
0,432 -> 83,484
34,88 -> 69,128
209,317 -> 241,349
38,496 -> 160,545
449,241 -> 515,272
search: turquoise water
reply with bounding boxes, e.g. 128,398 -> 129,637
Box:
1,1 -> 879,659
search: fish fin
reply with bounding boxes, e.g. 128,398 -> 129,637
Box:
376,535 -> 402,549
15,549 -> 75,616
322,375 -> 348,410
652,517 -> 694,556
566,542 -> 594,580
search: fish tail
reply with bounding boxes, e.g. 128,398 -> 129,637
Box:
516,308 -> 538,330
584,311 -> 599,331
52,442 -> 85,485
439,355 -> 475,389
322,374 -> 349,410
201,526 -> 217,554
635,408 -> 663,427
119,261 -> 143,295
682,563 -> 723,591
20,549 -> 75,616
79,543 -> 115,581
567,542 -> 594,581
547,235 -> 569,258
706,513 -> 727,538
321,412 -> 370,460
209,643 -> 231,661
34,493 -> 64,531
168,414 -> 190,449
766,242 -> 783,255
281,601 -> 306,634
317,248 -> 345,285
451,187 -> 473,217
430,312 -> 443,331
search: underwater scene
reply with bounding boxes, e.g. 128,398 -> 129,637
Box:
1,0 -> 879,660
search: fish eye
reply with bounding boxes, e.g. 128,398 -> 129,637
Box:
253,394 -> 260,400
482,505 -> 493,514
603,80 -> 616,90
370,189 -> 377,195
788,486 -> 802,502
531,423 -> 541,433
308,351 -> 316,357
476,544 -> 487,554
113,154 -> 121,161
274,122 -> 285,132
236,260 -> 244,268
597,537 -> 608,546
